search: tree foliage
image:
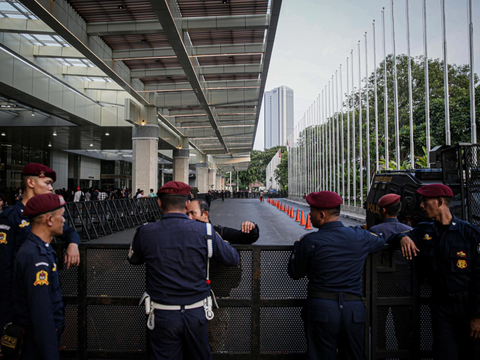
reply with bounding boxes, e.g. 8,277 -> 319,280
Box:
237,146 -> 287,189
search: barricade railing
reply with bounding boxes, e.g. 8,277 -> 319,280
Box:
64,198 -> 162,241
53,242 -> 434,359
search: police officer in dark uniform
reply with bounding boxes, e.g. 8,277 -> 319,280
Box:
128,181 -> 239,360
0,164 -> 80,332
12,193 -> 68,360
187,199 -> 259,244
369,194 -> 412,353
288,191 -> 385,360
397,184 -> 480,359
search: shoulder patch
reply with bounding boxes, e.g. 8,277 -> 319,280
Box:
0,224 -> 10,230
369,232 -> 378,237
33,270 -> 49,286
19,220 -> 30,228
35,262 -> 49,267
0,232 -> 7,244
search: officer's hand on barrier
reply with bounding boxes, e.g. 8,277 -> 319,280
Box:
400,236 -> 419,260
65,243 -> 80,269
241,221 -> 255,233
470,317 -> 480,339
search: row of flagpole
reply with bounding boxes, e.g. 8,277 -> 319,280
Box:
288,0 -> 477,206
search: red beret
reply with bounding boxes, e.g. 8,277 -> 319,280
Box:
417,184 -> 453,198
157,181 -> 191,196
306,191 -> 343,209
77,187 -> 81,191
22,163 -> 56,183
378,194 -> 401,208
23,193 -> 66,218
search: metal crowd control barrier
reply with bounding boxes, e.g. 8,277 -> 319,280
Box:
55,244 -> 434,359
64,198 -> 162,241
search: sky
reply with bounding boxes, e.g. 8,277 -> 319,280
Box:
253,0 -> 480,150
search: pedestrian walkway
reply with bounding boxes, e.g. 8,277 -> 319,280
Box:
92,198 -> 362,245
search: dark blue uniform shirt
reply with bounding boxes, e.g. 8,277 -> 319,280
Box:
393,216 -> 480,315
288,221 -> 386,297
0,200 -> 79,330
370,218 -> 412,242
128,213 -> 239,305
13,232 -> 64,360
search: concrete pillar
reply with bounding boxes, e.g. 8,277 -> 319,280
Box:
216,174 -> 222,190
173,149 -> 189,184
221,176 -> 225,190
132,124 -> 159,194
195,163 -> 209,193
208,168 -> 217,190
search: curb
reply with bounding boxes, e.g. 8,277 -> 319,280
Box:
283,199 -> 365,224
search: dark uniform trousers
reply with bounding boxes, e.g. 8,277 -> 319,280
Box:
303,297 -> 366,360
150,307 -> 210,360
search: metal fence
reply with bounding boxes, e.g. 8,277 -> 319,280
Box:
442,144 -> 480,227
55,243 -> 436,359
63,198 -> 162,241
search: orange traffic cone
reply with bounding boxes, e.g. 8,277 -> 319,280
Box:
286,205 -> 290,214
305,214 -> 312,230
284,204 -> 288,213
295,209 -> 300,222
290,207 -> 295,218
299,211 -> 306,226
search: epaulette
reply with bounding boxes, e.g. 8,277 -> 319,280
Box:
0,206 -> 15,219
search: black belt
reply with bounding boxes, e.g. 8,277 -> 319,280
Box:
308,291 -> 362,301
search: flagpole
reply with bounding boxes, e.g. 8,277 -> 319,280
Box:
373,20 -> 379,172
423,0 -> 431,167
332,75 -> 336,192
365,32 -> 371,190
391,0 -> 401,169
340,64 -> 345,200
406,0 -> 414,168
346,57 -> 351,206
358,40 -> 363,204
441,0 -> 451,145
351,48 -> 356,208
322,90 -> 325,191
382,8 -> 389,168
469,0 -> 476,144
336,70 -> 340,194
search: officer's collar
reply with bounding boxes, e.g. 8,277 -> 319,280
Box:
161,212 -> 189,220
28,232 -> 52,254
382,218 -> 400,223
319,220 -> 344,230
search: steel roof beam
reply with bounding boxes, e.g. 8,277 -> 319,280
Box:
32,46 -> 84,59
154,88 -> 258,108
87,14 -> 269,37
144,79 -> 260,92
18,0 -> 150,106
131,64 -> 262,78
148,0 -> 228,153
113,43 -> 265,61
0,18 -> 54,35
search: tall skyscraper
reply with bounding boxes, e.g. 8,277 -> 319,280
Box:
264,85 -> 294,149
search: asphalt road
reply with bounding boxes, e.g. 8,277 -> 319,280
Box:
210,198 -> 361,245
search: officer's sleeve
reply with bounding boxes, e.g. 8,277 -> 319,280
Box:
215,224 -> 259,245
288,237 -> 308,280
390,226 -> 422,247
59,223 -> 80,246
127,226 -> 144,265
24,261 -> 60,360
0,214 -> 16,279
468,225 -> 480,317
212,231 -> 240,266
365,230 -> 386,253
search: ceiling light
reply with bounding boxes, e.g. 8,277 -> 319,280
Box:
229,56 -> 233,60
1,132 -> 5,136
53,130 -> 57,136
90,143 -> 93,146
155,60 -> 160,63
48,142 -> 52,147
118,5 -> 125,9
223,0 -> 228,3
105,132 -> 110,136
141,120 -> 145,126
141,39 -> 147,43
31,111 -> 35,117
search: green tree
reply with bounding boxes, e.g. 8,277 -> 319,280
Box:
274,148 -> 288,190
238,146 -> 287,187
